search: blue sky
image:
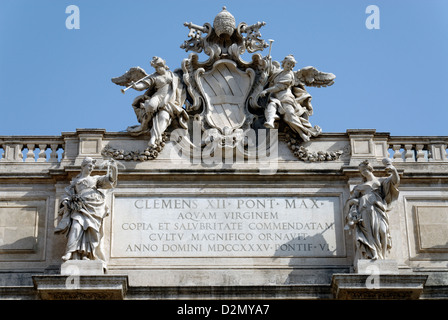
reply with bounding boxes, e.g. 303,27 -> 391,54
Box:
0,0 -> 447,137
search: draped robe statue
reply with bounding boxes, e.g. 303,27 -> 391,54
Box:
344,159 -> 400,260
55,157 -> 118,262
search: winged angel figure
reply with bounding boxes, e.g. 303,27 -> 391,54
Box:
260,54 -> 335,142
111,56 -> 189,148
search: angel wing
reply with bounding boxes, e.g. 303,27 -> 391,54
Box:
295,66 -> 335,88
111,67 -> 149,87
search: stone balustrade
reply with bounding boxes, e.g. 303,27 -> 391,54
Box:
346,129 -> 448,166
0,128 -> 447,300
0,129 -> 447,168
387,137 -> 448,162
0,136 -> 64,163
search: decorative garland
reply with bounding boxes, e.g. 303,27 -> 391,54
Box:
283,132 -> 343,162
101,134 -> 167,161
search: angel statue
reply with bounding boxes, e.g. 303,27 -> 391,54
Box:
260,54 -> 335,142
55,157 -> 118,262
112,56 -> 189,148
344,158 -> 400,260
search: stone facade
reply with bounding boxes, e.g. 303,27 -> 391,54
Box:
0,7 -> 447,301
0,129 -> 447,299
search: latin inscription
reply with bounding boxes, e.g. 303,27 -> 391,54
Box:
111,196 -> 343,258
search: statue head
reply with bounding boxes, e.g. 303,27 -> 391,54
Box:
80,157 -> 96,175
150,56 -> 169,72
213,7 -> 236,37
358,160 -> 374,181
281,55 -> 297,70
81,157 -> 96,168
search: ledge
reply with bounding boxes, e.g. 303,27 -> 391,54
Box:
331,273 -> 428,300
126,284 -> 332,300
32,275 -> 128,300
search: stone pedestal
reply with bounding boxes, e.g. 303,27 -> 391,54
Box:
32,259 -> 126,300
331,259 -> 428,299
354,259 -> 399,274
331,273 -> 428,299
61,260 -> 105,276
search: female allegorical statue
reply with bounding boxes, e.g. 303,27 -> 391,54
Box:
344,158 -> 400,260
55,157 -> 118,261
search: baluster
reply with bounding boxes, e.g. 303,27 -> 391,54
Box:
18,144 -> 24,161
37,144 -> 48,162
392,144 -> 403,162
404,144 -> 415,162
49,144 -> 59,162
25,144 -> 36,162
415,144 -> 426,162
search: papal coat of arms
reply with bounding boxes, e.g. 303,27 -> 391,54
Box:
107,7 -> 336,162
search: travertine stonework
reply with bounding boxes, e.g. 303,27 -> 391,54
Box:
0,8 -> 447,300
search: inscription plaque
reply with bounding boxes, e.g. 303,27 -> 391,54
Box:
111,196 -> 344,258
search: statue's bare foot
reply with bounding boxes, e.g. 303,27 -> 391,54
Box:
148,138 -> 157,149
62,252 -> 72,261
263,121 -> 275,129
127,125 -> 144,136
300,134 -> 310,142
